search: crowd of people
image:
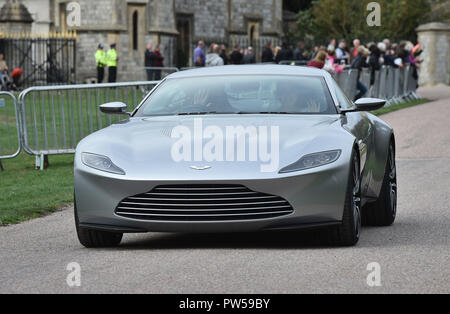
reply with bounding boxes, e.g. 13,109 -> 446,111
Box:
193,40 -> 259,66
305,38 -> 423,100
305,38 -> 422,72
0,53 -> 23,91
192,40 -> 308,66
192,38 -> 423,100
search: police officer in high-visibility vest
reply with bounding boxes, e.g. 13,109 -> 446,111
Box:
107,43 -> 118,83
95,44 -> 106,83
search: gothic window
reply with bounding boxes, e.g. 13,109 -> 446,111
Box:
132,11 -> 138,51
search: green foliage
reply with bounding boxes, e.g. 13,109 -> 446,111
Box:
427,0 -> 450,22
295,0 -> 431,42
296,8 -> 316,40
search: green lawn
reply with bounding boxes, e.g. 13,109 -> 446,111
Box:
0,98 -> 429,226
0,94 -> 20,158
372,98 -> 429,116
0,153 -> 74,225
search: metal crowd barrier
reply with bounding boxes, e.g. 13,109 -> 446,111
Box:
333,65 -> 418,104
0,91 -> 21,170
332,69 -> 360,101
17,81 -> 159,169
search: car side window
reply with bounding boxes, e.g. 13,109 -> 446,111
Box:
333,80 -> 353,110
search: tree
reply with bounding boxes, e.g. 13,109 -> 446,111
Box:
295,0 -> 431,43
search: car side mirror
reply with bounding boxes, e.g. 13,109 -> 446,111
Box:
354,98 -> 386,111
100,102 -> 129,115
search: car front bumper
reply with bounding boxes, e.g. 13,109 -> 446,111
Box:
74,157 -> 350,233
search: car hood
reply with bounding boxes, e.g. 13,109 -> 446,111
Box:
77,114 -> 352,180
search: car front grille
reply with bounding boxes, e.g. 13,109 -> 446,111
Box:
115,184 -> 294,221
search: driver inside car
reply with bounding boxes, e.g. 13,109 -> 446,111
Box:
192,85 -> 234,112
277,81 -> 324,113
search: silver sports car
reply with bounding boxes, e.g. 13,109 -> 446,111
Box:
74,65 -> 397,247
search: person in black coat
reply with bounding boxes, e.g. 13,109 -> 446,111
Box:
242,47 -> 256,64
351,46 -> 370,100
219,44 -> 229,65
144,43 -> 157,81
294,42 -> 306,61
261,42 -> 274,63
275,42 -> 293,64
230,44 -> 243,65
368,44 -> 382,86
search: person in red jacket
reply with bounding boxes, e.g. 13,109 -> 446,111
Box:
307,51 -> 327,69
153,44 -> 164,80
10,68 -> 23,89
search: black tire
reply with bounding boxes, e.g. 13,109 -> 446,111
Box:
362,142 -> 397,226
74,202 -> 123,248
323,150 -> 361,246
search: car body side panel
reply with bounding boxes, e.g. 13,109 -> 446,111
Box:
342,111 -> 393,201
364,113 -> 394,199
341,112 -> 373,198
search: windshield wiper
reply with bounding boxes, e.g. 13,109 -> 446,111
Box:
236,111 -> 296,115
176,111 -> 218,116
176,111 -> 240,116
175,111 -> 299,116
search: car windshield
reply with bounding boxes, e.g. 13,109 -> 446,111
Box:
134,75 -> 337,116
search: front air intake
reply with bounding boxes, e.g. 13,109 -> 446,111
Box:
115,184 -> 294,221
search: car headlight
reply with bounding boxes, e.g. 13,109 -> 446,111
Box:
279,150 -> 341,173
81,153 -> 125,175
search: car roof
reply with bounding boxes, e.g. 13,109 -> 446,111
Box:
168,65 -> 327,79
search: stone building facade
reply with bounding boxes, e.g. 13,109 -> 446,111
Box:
0,0 -> 284,83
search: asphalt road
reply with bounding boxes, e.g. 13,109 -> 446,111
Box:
0,86 -> 449,294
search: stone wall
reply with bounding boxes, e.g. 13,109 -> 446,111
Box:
175,0 -> 228,40
229,0 -> 280,35
175,0 -> 281,41
417,22 -> 450,86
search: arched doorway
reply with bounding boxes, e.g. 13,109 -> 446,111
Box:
249,25 -> 256,47
247,21 -> 260,61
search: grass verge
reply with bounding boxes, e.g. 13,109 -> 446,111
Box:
0,153 -> 74,225
0,98 -> 429,226
372,98 -> 429,116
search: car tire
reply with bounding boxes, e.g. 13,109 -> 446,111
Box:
74,201 -> 123,248
323,150 -> 361,246
362,142 -> 397,226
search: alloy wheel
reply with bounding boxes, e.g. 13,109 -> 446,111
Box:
352,155 -> 362,239
388,145 -> 397,218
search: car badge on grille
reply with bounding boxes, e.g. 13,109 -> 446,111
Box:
190,165 -> 211,170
